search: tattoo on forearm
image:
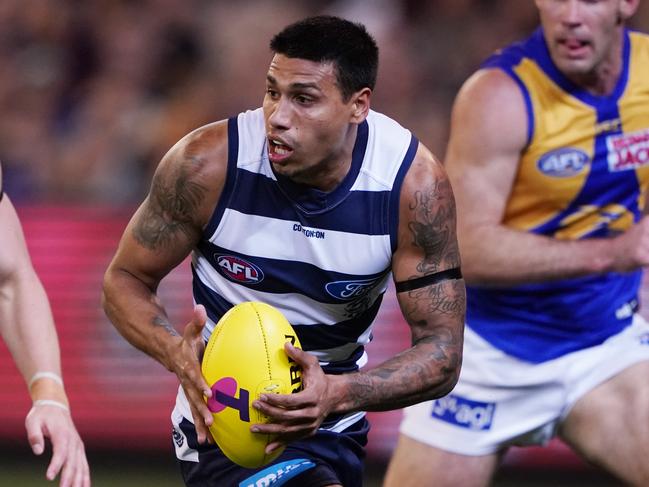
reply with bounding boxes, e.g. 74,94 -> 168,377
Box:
345,325 -> 463,411
408,180 -> 460,273
153,315 -> 180,337
133,157 -> 207,250
343,279 -> 465,411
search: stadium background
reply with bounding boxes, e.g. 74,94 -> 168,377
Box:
1,1 -> 646,485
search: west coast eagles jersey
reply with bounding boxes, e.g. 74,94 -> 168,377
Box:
467,28 -> 649,363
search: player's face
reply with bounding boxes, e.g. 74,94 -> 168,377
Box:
263,54 -> 367,190
536,0 -> 639,78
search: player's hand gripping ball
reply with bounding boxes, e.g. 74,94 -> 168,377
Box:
201,301 -> 303,468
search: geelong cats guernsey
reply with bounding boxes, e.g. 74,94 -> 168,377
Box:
178,107 -> 418,431
467,28 -> 649,363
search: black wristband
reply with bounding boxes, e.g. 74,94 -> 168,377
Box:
395,267 -> 463,293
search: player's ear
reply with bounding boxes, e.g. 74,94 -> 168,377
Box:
349,88 -> 371,124
619,0 -> 640,21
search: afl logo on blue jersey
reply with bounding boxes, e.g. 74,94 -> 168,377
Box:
537,148 -> 588,177
216,255 -> 264,284
325,278 -> 380,301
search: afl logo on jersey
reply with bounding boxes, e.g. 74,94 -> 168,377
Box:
216,255 -> 264,284
537,148 -> 588,177
325,278 -> 380,301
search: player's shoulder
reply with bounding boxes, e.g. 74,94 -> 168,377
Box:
170,119 -> 229,167
458,67 -> 524,113
448,67 -> 529,159
146,119 -> 231,227
457,29 -> 540,113
401,141 -> 446,199
155,119 -> 229,187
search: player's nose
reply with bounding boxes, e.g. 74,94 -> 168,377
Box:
267,97 -> 292,130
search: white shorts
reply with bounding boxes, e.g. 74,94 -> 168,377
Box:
399,314 -> 649,456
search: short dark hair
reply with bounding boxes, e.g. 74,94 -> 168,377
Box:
270,15 -> 378,101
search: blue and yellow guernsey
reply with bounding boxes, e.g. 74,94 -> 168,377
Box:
468,28 -> 649,363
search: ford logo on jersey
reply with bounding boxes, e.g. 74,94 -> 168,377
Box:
431,394 -> 496,431
216,255 -> 264,284
325,277 -> 380,301
537,148 -> 588,177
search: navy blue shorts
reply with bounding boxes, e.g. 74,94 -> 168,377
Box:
175,417 -> 369,487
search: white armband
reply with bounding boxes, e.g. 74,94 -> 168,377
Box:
31,399 -> 70,412
28,371 -> 63,389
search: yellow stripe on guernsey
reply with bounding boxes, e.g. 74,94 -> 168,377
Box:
503,31 -> 649,240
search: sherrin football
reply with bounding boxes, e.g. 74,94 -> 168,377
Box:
201,301 -> 303,468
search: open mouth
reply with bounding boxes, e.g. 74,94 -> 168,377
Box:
557,37 -> 591,57
268,138 -> 294,163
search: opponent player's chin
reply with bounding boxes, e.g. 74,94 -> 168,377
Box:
553,50 -> 597,77
553,44 -> 596,74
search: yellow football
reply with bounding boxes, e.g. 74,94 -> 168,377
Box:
201,301 -> 303,468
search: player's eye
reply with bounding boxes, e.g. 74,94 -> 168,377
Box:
295,95 -> 313,105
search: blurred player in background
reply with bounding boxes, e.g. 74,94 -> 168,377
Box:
102,15 -> 465,487
385,1 -> 649,486
0,163 -> 90,487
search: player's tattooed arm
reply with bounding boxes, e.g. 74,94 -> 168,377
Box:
103,124 -> 227,368
132,153 -> 208,252
153,315 -> 180,338
334,147 -> 465,413
408,181 -> 461,273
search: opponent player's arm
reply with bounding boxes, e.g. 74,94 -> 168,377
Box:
0,168 -> 89,487
0,190 -> 68,409
101,122 -> 227,443
445,68 -> 649,286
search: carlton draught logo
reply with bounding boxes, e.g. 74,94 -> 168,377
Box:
216,255 -> 264,284
607,129 -> 649,172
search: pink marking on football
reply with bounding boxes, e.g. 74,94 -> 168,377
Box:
207,377 -> 238,413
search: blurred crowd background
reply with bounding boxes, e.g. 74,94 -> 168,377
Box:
1,1 -> 647,485
0,0 -> 578,201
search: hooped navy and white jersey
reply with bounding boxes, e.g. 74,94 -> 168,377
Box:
176,107 -> 418,431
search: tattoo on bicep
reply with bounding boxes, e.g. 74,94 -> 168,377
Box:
133,157 -> 207,250
153,315 -> 180,337
408,180 -> 460,273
